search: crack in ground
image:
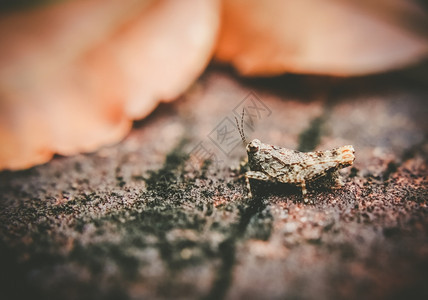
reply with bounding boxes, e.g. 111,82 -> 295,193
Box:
129,136 -> 272,299
203,196 -> 268,300
140,137 -> 273,299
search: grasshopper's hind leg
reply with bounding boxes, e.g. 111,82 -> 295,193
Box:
245,171 -> 271,198
317,171 -> 343,190
299,180 -> 312,204
332,172 -> 344,189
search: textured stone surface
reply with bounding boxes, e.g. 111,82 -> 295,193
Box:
0,68 -> 427,300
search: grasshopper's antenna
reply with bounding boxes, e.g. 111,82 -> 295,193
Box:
235,108 -> 247,145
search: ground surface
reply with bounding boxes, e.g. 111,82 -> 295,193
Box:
0,67 -> 427,300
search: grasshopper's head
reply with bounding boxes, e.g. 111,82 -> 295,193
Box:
246,139 -> 261,154
234,111 -> 265,171
235,109 -> 261,160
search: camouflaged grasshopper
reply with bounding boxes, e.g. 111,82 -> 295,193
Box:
235,110 -> 355,203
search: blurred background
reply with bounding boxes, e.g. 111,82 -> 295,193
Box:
0,0 -> 427,170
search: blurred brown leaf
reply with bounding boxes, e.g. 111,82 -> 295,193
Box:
0,0 -> 220,170
215,0 -> 428,76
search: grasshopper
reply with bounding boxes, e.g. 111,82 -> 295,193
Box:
235,110 -> 355,203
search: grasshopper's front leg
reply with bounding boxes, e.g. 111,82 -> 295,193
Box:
245,171 -> 272,198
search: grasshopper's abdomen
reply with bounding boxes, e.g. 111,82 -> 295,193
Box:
303,145 -> 355,181
332,145 -> 355,167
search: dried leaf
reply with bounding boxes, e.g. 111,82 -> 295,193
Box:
0,0 -> 220,170
215,0 -> 428,76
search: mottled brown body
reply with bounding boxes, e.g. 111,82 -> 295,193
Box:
244,139 -> 355,203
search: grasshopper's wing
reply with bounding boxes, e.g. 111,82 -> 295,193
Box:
272,147 -> 349,182
258,147 -> 306,182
